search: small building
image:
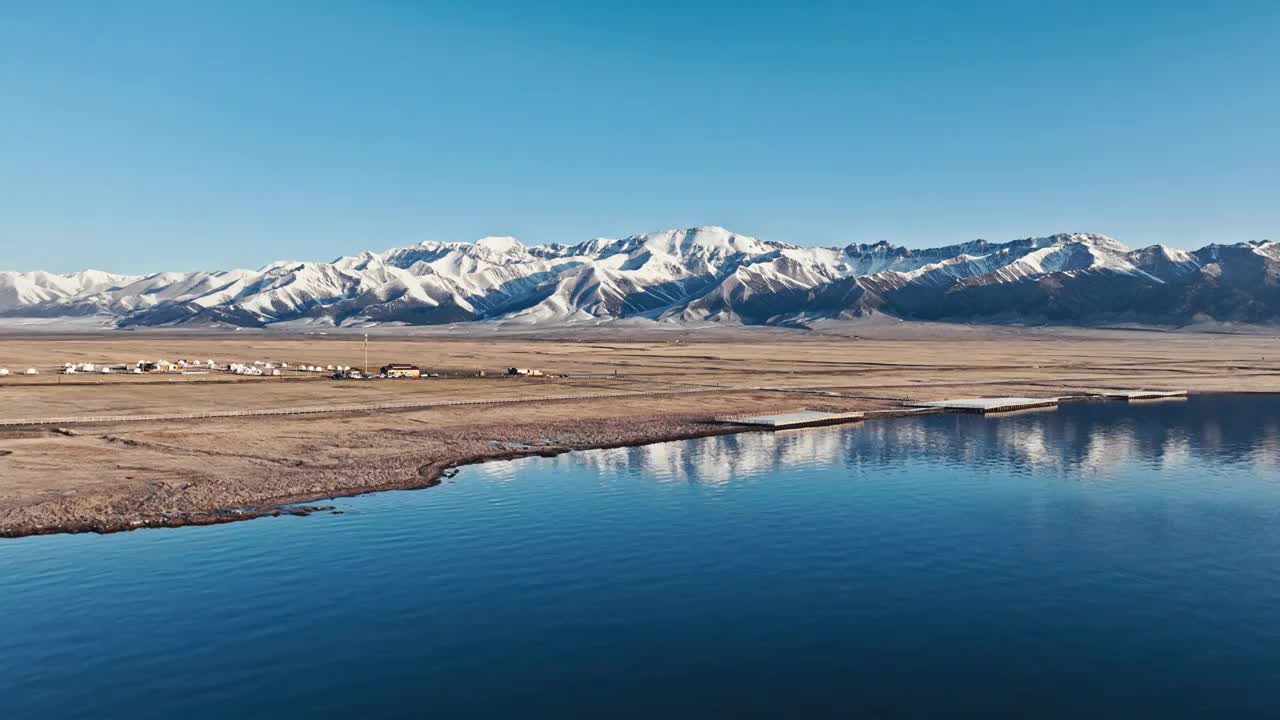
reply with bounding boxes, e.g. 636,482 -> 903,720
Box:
380,364 -> 421,379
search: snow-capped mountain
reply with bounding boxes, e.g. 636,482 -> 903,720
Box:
3,227 -> 1279,328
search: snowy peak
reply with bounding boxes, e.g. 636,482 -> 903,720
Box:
1045,232 -> 1128,251
473,235 -> 524,255
0,269 -> 140,311
623,226 -> 788,261
3,228 -> 1278,327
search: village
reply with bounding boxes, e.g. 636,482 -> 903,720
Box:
0,331 -> 565,383
0,358 -> 546,382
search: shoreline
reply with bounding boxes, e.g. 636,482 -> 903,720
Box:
5,392 -> 1269,540
4,396 -> 1229,540
4,328 -> 1276,541
1,408 -> 957,539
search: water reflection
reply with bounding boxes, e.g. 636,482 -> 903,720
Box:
5,394 -> 1280,719
556,395 -> 1280,483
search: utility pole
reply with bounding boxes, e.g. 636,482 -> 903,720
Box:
364,333 -> 369,376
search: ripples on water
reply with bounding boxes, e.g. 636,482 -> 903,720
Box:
2,395 -> 1280,718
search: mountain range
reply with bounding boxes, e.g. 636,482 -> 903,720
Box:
3,227 -> 1278,329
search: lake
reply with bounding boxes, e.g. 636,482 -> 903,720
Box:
3,394 -> 1280,718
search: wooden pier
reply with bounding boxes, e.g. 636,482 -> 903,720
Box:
909,397 -> 1062,414
713,410 -> 866,430
1098,390 -> 1188,401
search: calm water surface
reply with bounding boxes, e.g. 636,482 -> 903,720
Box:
3,394 -> 1280,718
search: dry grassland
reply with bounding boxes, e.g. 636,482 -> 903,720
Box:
1,325 -> 1277,536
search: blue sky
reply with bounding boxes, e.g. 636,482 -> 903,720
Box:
2,1 -> 1276,272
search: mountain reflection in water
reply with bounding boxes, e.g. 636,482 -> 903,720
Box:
4,394 -> 1280,719
502,395 -> 1279,487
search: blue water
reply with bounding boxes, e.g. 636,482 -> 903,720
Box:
3,395 -> 1280,718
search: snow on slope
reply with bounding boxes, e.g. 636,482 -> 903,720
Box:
2,228 -> 1276,327
0,270 -> 140,311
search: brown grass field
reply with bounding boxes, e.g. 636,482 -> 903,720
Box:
2,324 -> 1278,537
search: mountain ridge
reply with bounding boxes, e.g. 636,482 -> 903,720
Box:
3,226 -> 1278,329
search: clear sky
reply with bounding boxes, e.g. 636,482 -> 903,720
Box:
2,1 -> 1276,273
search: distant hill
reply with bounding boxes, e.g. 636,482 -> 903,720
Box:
4,227 -> 1279,329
